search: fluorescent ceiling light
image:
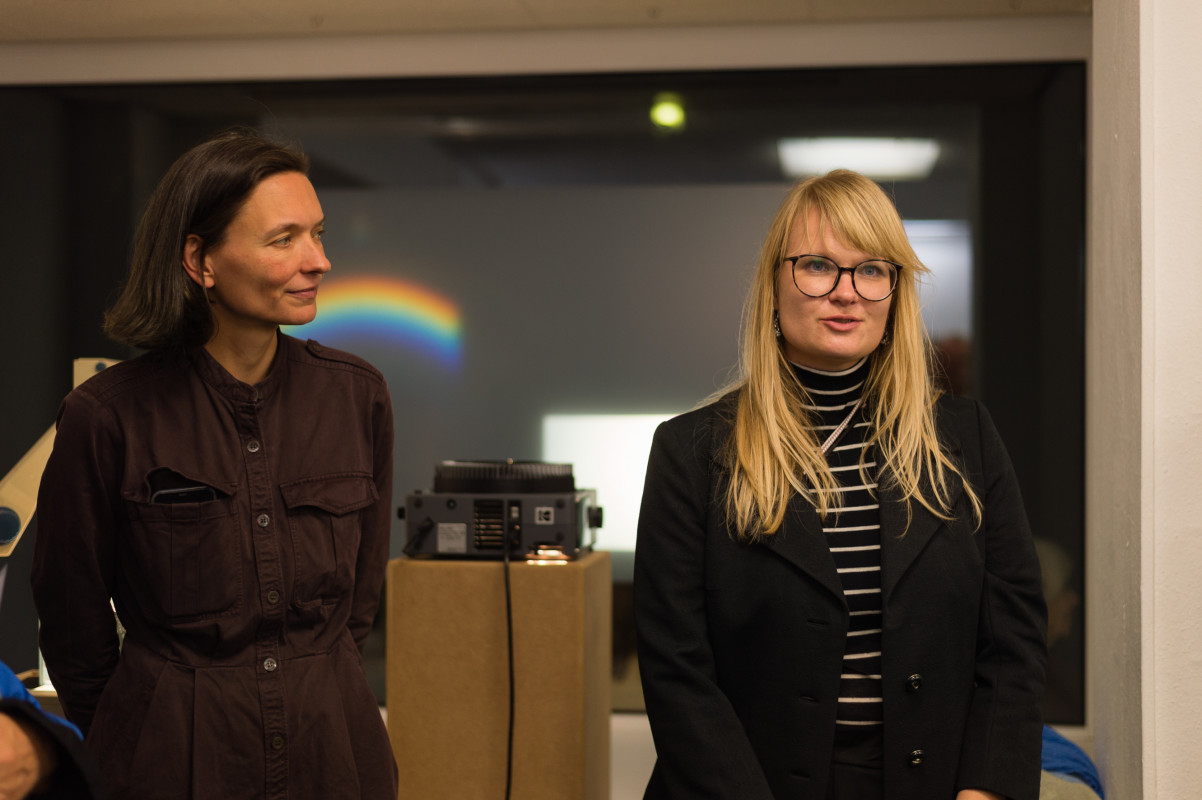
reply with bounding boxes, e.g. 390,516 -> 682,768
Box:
777,137 -> 941,181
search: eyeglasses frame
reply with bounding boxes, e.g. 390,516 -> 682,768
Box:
783,254 -> 903,302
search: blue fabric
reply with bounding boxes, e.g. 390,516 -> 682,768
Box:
1042,725 -> 1104,798
0,660 -> 83,740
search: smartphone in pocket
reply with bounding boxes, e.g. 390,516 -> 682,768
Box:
151,485 -> 217,504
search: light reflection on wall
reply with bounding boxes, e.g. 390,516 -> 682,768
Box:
542,413 -> 677,555
283,275 -> 462,369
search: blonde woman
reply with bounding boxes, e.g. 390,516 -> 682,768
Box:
634,170 -> 1046,800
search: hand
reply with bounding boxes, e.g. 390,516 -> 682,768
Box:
0,711 -> 55,800
956,791 -> 1004,800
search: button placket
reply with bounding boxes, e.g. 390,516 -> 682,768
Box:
233,393 -> 289,798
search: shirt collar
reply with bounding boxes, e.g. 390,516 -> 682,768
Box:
187,331 -> 288,405
789,356 -> 871,395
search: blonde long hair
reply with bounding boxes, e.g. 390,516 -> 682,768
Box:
723,170 -> 980,540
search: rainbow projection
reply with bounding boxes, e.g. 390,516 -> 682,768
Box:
283,276 -> 461,369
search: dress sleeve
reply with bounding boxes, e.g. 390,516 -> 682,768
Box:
347,381 -> 394,653
633,417 -> 776,800
955,401 -> 1048,800
30,392 -> 122,737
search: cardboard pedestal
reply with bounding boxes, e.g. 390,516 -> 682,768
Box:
387,551 -> 612,800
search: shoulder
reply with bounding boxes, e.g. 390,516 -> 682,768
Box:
0,663 -> 83,741
659,391 -> 737,436
280,335 -> 388,388
62,352 -> 181,417
653,391 -> 738,463
932,395 -> 1015,479
933,394 -> 987,447
0,662 -> 34,704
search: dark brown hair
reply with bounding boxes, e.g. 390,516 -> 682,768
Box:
104,128 -> 309,351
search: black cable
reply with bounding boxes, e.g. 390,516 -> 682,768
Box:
503,529 -> 515,800
402,517 -> 433,557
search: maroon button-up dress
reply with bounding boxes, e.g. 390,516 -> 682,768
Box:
32,334 -> 398,799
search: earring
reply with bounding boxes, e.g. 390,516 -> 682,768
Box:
880,327 -> 891,346
773,311 -> 782,339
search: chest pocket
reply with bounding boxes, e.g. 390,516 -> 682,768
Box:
125,492 -> 241,620
280,472 -> 378,605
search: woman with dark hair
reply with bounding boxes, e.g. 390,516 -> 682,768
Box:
31,129 -> 397,799
635,170 -> 1046,800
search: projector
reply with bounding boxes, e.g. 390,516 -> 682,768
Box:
401,461 -> 602,560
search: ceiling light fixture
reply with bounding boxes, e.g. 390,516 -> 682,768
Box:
650,92 -> 685,131
777,137 -> 941,181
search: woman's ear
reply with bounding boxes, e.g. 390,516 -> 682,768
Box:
182,234 -> 215,289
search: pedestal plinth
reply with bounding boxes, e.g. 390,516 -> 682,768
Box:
386,551 -> 612,800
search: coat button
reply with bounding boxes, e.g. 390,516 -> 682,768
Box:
247,440 -> 261,453
907,673 -> 923,691
266,590 -> 280,605
257,513 -> 271,528
271,735 -> 285,751
263,657 -> 278,672
908,749 -> 924,767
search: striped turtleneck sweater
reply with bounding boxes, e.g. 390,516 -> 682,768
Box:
793,357 -> 883,734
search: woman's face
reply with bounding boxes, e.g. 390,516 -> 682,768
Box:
193,171 -> 330,339
776,209 -> 893,371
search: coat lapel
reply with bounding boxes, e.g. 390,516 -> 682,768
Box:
759,419 -> 966,609
879,438 -> 963,608
762,492 -> 846,605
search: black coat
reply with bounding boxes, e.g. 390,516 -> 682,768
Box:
634,394 -> 1046,800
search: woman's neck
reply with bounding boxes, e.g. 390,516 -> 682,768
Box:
791,357 -> 870,394
204,327 -> 278,386
790,357 -> 868,378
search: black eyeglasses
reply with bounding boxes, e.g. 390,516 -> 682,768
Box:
784,254 -> 901,302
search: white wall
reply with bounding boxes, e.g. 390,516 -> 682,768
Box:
0,18 -> 1087,85
1091,0 -> 1202,796
1142,0 -> 1202,794
1088,0 -> 1144,794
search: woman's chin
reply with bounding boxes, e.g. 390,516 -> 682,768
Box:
278,310 -> 318,328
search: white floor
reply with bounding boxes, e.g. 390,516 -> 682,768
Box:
611,712 -> 656,800
383,706 -> 657,798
